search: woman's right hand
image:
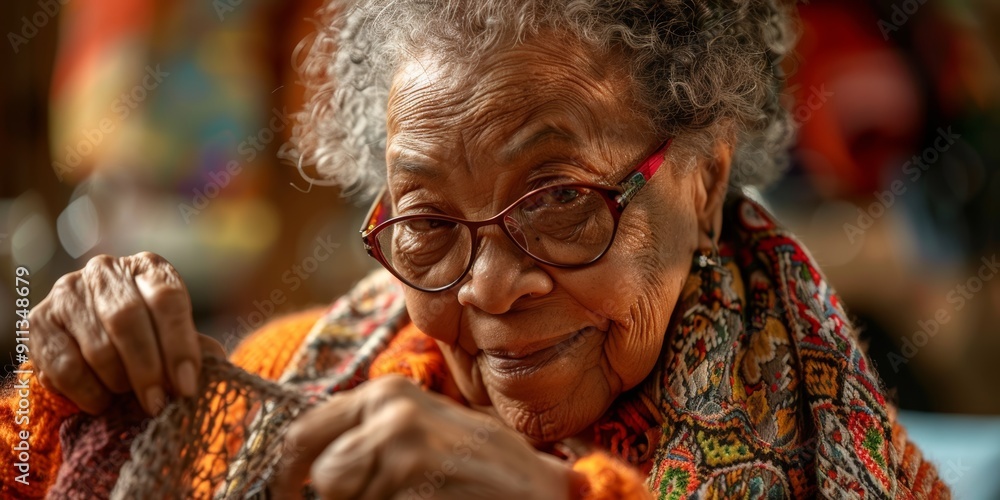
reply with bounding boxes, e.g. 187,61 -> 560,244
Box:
27,252 -> 225,416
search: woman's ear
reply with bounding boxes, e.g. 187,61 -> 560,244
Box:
692,139 -> 733,249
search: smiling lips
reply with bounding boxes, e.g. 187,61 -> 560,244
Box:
480,326 -> 596,374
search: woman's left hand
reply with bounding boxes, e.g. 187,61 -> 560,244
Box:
269,375 -> 580,500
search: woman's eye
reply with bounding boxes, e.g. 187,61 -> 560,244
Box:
521,186 -> 584,213
407,218 -> 455,232
392,218 -> 460,265
551,188 -> 580,204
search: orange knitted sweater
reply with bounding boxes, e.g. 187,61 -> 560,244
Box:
0,308 -> 647,499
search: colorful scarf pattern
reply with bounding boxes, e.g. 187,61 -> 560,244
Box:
271,194 -> 947,498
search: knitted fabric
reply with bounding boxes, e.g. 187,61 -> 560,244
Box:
0,308 -> 323,499
573,452 -> 655,500
0,361 -> 78,499
110,357 -> 316,499
37,357 -> 320,499
48,396 -> 146,499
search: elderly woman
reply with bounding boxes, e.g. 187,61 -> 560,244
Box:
2,0 -> 949,498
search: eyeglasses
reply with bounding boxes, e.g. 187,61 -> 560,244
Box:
360,139 -> 672,292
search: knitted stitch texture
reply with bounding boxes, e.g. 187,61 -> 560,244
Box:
0,308 -> 324,499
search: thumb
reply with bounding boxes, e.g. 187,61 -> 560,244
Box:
197,334 -> 227,360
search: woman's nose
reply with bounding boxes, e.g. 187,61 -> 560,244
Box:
456,231 -> 552,315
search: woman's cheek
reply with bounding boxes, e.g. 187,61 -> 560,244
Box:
597,209 -> 690,388
405,288 -> 462,344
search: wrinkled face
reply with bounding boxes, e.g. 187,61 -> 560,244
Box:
385,35 -> 704,443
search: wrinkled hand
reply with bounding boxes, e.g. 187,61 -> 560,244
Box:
271,376 -> 579,500
28,252 -> 225,415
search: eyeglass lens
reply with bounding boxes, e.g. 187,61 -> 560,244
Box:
373,185 -> 616,290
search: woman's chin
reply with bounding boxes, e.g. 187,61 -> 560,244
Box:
489,387 -> 608,445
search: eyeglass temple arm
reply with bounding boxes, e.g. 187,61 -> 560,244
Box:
614,138 -> 672,211
360,187 -> 392,241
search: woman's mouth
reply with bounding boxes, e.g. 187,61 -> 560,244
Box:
480,326 -> 597,377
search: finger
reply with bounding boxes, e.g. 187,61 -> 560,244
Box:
387,479 -> 502,500
272,376 -> 421,496
83,255 -> 165,415
30,301 -> 112,414
309,413 -> 390,500
42,342 -> 113,415
315,384 -> 447,500
128,253 -> 201,398
270,391 -> 365,497
198,334 -> 226,360
427,433 -> 573,500
37,370 -> 56,392
54,273 -> 130,393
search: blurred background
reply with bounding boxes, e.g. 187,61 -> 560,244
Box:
1,0 -> 998,497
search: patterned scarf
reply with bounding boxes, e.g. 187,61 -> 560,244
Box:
591,197 -> 894,497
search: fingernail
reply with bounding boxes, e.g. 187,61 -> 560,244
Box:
176,360 -> 197,397
145,385 -> 166,415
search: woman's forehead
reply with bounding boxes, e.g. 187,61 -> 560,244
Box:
385,40 -> 633,166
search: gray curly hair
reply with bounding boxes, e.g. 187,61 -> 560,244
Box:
289,0 -> 796,196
